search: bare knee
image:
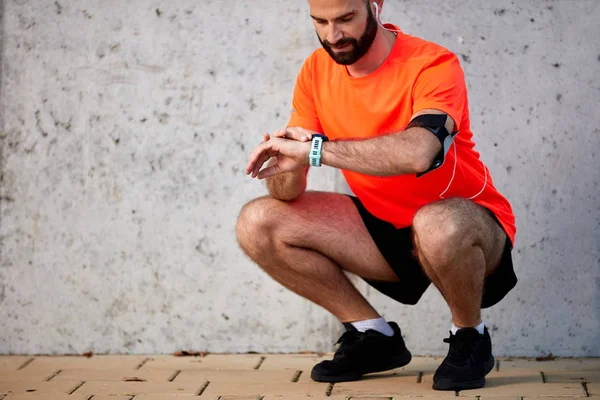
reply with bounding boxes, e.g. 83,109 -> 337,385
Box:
412,198 -> 478,269
236,196 -> 288,260
236,196 -> 274,257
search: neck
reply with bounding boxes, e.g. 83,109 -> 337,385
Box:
346,27 -> 397,78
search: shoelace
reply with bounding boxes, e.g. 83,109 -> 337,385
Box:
443,333 -> 477,365
333,330 -> 361,357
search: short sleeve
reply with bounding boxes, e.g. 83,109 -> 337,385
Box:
287,56 -> 323,133
412,51 -> 466,132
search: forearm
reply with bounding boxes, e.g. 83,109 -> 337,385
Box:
265,159 -> 308,201
320,128 -> 440,176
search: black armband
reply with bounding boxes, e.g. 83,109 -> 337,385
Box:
406,114 -> 458,177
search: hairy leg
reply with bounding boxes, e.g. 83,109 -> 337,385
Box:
412,198 -> 507,328
236,192 -> 397,322
236,191 -> 398,323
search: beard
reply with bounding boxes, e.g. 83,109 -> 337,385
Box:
317,4 -> 379,65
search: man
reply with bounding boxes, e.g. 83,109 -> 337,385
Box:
236,0 -> 517,391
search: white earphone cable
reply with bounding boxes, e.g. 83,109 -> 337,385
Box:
373,1 -> 487,201
439,142 -> 488,200
438,142 -> 457,199
373,2 -> 402,34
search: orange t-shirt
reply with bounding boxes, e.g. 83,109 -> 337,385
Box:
287,26 -> 516,245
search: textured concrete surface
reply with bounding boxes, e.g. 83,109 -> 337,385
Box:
0,1 -> 599,356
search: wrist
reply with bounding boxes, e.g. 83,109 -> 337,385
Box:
308,134 -> 329,167
320,141 -> 334,167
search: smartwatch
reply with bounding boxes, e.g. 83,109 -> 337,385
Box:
309,134 -> 329,167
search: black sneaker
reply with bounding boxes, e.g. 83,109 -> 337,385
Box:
432,327 -> 495,391
310,321 -> 412,382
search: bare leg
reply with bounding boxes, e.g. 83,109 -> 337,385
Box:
236,191 -> 398,323
412,198 -> 507,328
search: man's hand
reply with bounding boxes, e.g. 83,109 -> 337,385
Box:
283,127 -> 314,142
245,135 -> 311,179
264,128 -> 313,143
248,127 -> 318,201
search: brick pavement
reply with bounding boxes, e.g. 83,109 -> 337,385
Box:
0,354 -> 598,399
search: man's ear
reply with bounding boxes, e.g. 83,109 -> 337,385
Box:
372,0 -> 384,17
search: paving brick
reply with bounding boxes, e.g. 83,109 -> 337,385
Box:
137,394 -> 258,400
296,370 -> 318,384
522,397 -> 595,400
17,356 -> 147,377
0,380 -> 83,396
1,396 -> 131,400
2,395 -> 91,400
354,397 -> 457,400
48,368 -> 174,382
293,369 -> 318,384
73,380 -> 204,396
84,397 -> 135,400
293,356 -> 443,375
261,396 -> 348,400
346,397 -> 396,400
498,358 -> 600,371
392,397 -> 474,400
289,356 -> 443,384
422,369 -> 543,386
200,382 -> 330,397
136,397 -> 269,400
0,358 -> 34,373
174,369 -> 296,384
259,354 -> 327,370
332,375 -> 455,397
456,381 -> 586,397
207,396 -> 262,400
0,356 -> 595,399
133,396 -> 206,399
477,397 -> 520,400
297,367 -> 421,384
0,370 -> 56,383
140,355 -> 262,370
502,367 -> 546,377
485,368 -> 544,381
543,370 -> 600,383
399,357 -> 445,373
82,397 -> 134,400
136,396 -> 255,400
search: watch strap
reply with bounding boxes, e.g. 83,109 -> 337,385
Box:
309,134 -> 328,167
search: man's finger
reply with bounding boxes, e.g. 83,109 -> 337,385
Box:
250,147 -> 274,178
272,129 -> 287,139
263,132 -> 270,142
253,153 -> 271,178
285,127 -> 312,142
245,149 -> 262,175
257,165 -> 280,180
246,142 -> 269,173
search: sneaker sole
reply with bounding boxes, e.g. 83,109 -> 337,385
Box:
432,355 -> 495,391
311,350 -> 412,383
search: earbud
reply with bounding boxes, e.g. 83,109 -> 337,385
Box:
371,2 -> 402,34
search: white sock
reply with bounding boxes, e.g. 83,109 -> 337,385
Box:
451,321 -> 485,335
351,317 -> 394,337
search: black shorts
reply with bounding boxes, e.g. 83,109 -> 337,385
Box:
349,196 -> 517,309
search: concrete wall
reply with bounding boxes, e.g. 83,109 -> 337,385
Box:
0,0 -> 598,357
